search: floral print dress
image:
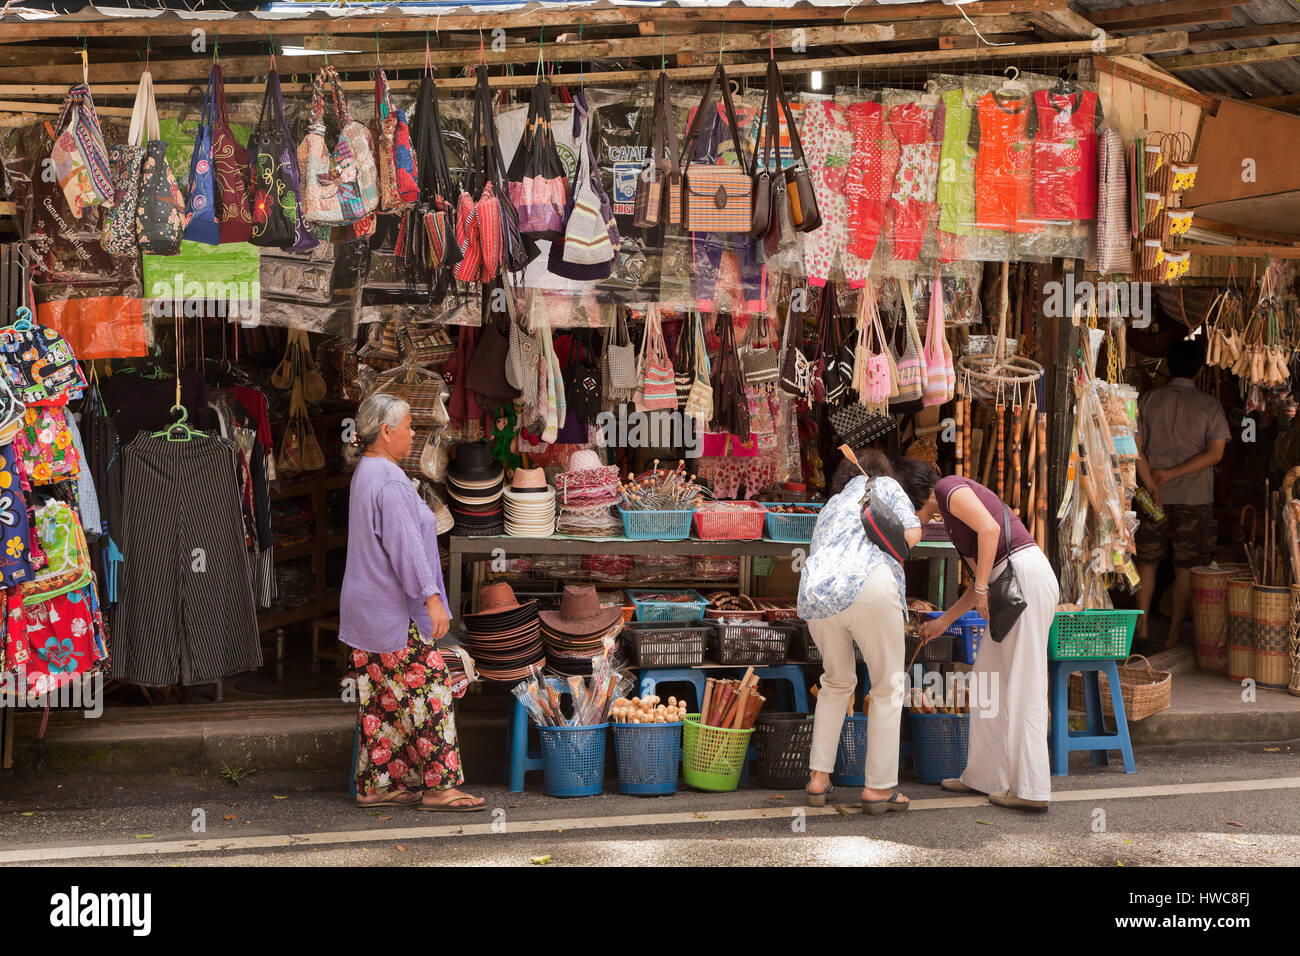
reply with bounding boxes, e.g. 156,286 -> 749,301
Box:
351,622 -> 464,796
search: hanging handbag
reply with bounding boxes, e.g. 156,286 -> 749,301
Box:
747,60 -> 783,239
890,284 -> 926,412
634,71 -> 681,229
635,304 -> 678,411
248,69 -> 302,249
509,77 -> 568,239
133,72 -> 189,257
299,65 -> 380,228
101,71 -> 149,255
208,65 -> 255,244
829,403 -> 897,449
738,313 -> 779,386
708,313 -> 750,439
467,68 -> 537,275
674,310 -> 696,406
402,72 -> 460,288
922,274 -> 954,407
372,68 -> 419,213
182,76 -> 220,245
818,285 -> 850,405
603,307 -> 638,402
680,65 -> 752,234
684,310 -> 714,423
49,77 -> 114,219
856,281 -> 893,409
778,289 -> 813,399
959,504 -> 1027,643
766,59 -> 821,233
549,92 -> 617,280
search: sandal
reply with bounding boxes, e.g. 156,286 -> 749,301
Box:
805,782 -> 834,808
417,790 -> 488,813
862,791 -> 910,815
354,789 -> 422,808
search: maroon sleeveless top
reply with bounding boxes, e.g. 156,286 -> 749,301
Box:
934,476 -> 1036,563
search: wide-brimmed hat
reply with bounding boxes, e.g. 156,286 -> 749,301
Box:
449,442 -> 503,482
508,467 -> 551,493
465,583 -> 523,617
446,480 -> 505,504
538,584 -> 624,636
556,449 -> 619,503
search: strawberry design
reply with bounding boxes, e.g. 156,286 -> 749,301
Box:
1061,136 -> 1081,167
1006,142 -> 1030,171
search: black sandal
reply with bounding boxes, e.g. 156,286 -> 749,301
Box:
806,783 -> 834,807
862,791 -> 910,815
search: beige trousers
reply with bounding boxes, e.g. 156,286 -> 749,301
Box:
806,564 -> 904,790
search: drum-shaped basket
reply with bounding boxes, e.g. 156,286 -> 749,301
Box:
830,715 -> 870,787
682,714 -> 755,792
753,713 -> 815,789
1252,584 -> 1292,690
1191,565 -> 1233,673
910,712 -> 969,784
537,723 -> 609,798
1226,573 -> 1255,681
611,721 -> 683,796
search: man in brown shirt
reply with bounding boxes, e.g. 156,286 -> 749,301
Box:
1134,338 -> 1230,648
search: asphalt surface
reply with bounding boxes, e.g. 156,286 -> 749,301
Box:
0,740 -> 1297,866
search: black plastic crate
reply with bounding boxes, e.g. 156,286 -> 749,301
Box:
621,621 -> 709,668
709,621 -> 789,665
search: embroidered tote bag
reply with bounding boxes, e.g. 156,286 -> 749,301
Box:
133,70 -> 189,256
298,66 -> 380,229
372,68 -> 419,212
208,65 -> 255,244
49,78 -> 113,219
183,74 -> 220,245
248,69 -> 303,249
101,71 -> 151,255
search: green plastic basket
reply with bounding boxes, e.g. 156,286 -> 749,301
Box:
681,713 -> 755,792
1048,609 -> 1142,660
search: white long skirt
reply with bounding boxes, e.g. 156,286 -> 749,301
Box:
960,546 -> 1059,802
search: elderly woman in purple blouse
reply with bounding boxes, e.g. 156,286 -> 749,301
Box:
340,393 -> 485,812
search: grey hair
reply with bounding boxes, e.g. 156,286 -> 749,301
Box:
346,392 -> 411,465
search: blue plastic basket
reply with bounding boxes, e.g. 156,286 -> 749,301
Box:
910,712 -> 969,784
626,589 -> 709,623
830,715 -> 870,787
761,502 -> 825,543
537,723 -> 609,797
611,722 -> 683,796
618,507 -> 695,541
927,610 -> 987,665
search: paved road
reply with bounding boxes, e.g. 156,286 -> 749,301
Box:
0,741 -> 1296,866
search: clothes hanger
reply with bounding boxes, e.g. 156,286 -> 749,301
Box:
997,66 -> 1029,99
151,404 -> 205,442
1053,66 -> 1077,97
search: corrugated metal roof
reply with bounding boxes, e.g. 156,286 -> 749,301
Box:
1076,0 -> 1300,108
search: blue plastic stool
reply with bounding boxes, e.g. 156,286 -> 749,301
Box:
507,677 -> 573,793
637,669 -> 709,711
1048,658 -> 1137,776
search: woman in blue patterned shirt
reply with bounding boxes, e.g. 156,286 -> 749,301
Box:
798,451 -> 938,814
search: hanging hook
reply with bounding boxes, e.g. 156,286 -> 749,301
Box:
321,28 -> 329,66
269,28 -> 276,71
213,29 -> 219,64
375,29 -> 381,69
144,30 -> 151,71
769,13 -> 774,60
719,22 -> 725,64
578,20 -> 584,94
537,26 -> 545,78
661,26 -> 666,72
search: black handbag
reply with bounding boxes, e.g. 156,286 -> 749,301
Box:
248,70 -> 301,249
961,504 -> 1028,643
840,445 -> 910,565
829,402 -> 897,448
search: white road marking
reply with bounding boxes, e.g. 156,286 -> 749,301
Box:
3,775 -> 1298,864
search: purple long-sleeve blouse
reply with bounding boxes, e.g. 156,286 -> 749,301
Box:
339,455 -> 451,654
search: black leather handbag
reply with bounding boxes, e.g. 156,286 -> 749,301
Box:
962,504 -> 1028,643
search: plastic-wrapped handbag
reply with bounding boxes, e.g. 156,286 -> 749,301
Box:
708,313 -> 750,440
684,311 -> 713,424
635,304 -> 677,411
50,78 -> 113,219
549,92 -> 617,280
508,77 -> 567,239
603,308 -> 638,404
298,65 -> 379,228
633,71 -> 681,229
372,68 -> 419,212
209,65 -> 255,244
248,69 -> 303,249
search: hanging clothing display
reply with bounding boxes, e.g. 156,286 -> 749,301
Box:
111,433 -> 262,687
970,92 -> 1036,233
1030,88 -> 1100,222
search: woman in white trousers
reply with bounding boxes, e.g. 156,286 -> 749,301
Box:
917,475 -> 1059,812
797,451 -> 937,814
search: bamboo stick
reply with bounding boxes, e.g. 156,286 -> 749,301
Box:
996,402 -> 1006,499
1010,403 -> 1022,514
701,678 -> 714,726
981,423 -> 996,488
1036,412 -> 1048,552
962,394 -> 972,480
955,387 -> 965,478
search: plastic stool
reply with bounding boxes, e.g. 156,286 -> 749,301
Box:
507,677 -> 573,793
637,669 -> 709,711
1048,658 -> 1137,777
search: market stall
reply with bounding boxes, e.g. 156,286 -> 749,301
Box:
0,0 -> 1296,786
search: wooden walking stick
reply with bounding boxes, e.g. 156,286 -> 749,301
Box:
1036,411 -> 1048,551
1010,400 -> 1023,515
995,397 -> 1006,499
955,384 -> 965,478
962,393 -> 972,480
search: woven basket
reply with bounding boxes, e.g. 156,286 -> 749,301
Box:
1225,573 -> 1255,681
1253,584 -> 1292,690
1290,585 -> 1300,699
1191,565 -> 1232,673
1067,654 -> 1172,722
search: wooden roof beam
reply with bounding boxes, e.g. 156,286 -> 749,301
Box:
1162,41 -> 1300,72
1185,22 -> 1300,46
1089,0 -> 1247,30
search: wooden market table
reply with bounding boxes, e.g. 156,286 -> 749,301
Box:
446,535 -> 959,617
